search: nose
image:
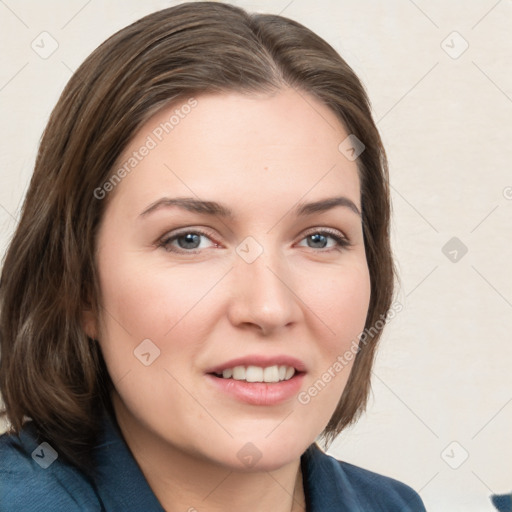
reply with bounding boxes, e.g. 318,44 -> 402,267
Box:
226,246 -> 302,336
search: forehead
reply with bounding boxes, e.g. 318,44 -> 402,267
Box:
106,88 -> 361,218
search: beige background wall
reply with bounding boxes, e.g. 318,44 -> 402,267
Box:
1,1 -> 511,510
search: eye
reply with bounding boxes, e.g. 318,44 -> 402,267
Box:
297,229 -> 352,252
157,227 -> 352,255
158,228 -> 219,254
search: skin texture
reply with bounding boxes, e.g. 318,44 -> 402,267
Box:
84,88 -> 371,512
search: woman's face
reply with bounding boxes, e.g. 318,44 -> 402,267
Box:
89,88 -> 371,471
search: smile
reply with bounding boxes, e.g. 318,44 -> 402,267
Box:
213,365 -> 296,383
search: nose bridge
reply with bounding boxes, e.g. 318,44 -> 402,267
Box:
228,239 -> 300,333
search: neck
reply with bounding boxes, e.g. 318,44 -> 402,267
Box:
112,396 -> 306,512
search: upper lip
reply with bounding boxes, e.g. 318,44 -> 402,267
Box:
205,355 -> 307,375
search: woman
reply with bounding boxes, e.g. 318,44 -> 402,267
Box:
0,2 -> 426,511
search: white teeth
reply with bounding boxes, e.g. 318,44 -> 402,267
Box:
232,366 -> 245,380
263,366 -> 280,383
245,366 -> 263,382
285,366 -> 295,380
218,364 -> 296,383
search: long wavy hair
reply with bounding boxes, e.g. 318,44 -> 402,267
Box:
0,1 -> 395,472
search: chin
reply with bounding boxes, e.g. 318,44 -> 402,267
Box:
213,434 -> 312,473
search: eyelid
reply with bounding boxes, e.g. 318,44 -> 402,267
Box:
300,226 -> 349,241
163,226 -> 217,239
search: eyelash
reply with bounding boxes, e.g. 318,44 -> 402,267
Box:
157,227 -> 352,255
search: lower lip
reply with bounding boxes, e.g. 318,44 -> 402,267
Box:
205,373 -> 305,406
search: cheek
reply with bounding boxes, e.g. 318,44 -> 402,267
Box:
94,249 -> 224,385
94,254 -> 201,425
97,251 -> 216,338
300,257 -> 371,346
297,259 -> 371,407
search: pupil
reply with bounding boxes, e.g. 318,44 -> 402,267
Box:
179,233 -> 200,249
309,234 -> 327,248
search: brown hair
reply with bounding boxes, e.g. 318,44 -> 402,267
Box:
0,1 -> 395,471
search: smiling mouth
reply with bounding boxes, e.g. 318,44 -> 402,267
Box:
209,364 -> 301,383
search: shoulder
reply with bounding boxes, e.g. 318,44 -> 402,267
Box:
303,444 -> 426,511
0,422 -> 101,512
336,458 -> 427,510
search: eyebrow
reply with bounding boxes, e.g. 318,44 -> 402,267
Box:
139,195 -> 361,219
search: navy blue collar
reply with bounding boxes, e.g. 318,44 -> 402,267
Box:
90,409 -> 164,510
90,409 -> 358,512
301,440 -> 364,511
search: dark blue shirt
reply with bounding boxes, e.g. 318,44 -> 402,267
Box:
0,411 -> 426,511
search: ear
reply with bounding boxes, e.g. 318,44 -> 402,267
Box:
82,307 -> 98,340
